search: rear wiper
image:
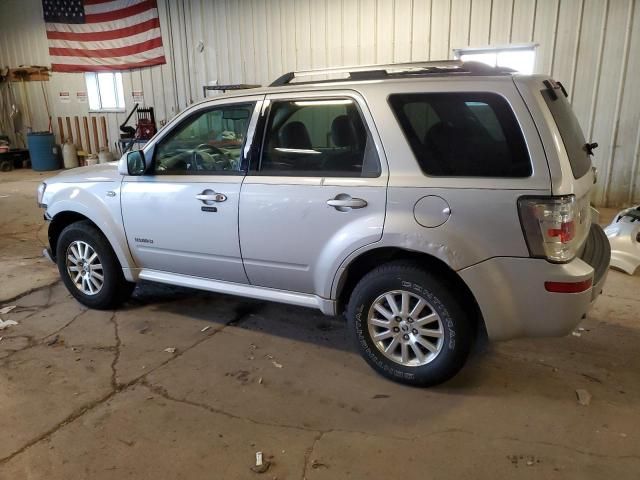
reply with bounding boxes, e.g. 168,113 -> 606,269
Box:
584,142 -> 598,155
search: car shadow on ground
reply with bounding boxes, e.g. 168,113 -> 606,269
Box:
108,279 -> 640,398
122,280 -> 354,351
118,280 -> 518,391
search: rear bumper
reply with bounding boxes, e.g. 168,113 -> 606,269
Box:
459,224 -> 610,341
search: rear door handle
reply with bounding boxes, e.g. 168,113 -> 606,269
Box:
327,195 -> 367,211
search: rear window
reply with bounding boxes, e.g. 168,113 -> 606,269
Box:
541,87 -> 592,179
388,92 -> 532,177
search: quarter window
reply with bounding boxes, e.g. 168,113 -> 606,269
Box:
154,103 -> 254,174
389,93 -> 532,177
258,98 -> 381,177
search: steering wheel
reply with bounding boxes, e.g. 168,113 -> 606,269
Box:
192,144 -> 231,171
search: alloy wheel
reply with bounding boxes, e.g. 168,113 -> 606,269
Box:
367,290 -> 444,366
65,240 -> 104,296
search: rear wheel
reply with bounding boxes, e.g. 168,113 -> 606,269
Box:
346,261 -> 473,386
56,221 -> 135,309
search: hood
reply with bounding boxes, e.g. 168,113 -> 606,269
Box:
46,161 -> 121,183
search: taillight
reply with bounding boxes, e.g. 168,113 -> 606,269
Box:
548,220 -> 575,243
518,195 -> 590,263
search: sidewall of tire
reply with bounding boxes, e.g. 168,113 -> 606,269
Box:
56,222 -> 130,310
348,265 -> 472,386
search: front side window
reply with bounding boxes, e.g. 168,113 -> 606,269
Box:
154,103 -> 254,174
389,92 -> 532,177
258,98 -> 380,177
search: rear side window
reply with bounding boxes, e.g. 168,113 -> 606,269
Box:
258,98 -> 381,177
389,92 -> 532,177
541,87 -> 591,179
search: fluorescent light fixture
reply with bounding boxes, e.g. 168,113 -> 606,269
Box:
454,44 -> 537,74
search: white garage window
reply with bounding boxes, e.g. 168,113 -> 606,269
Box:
453,44 -> 537,74
85,72 -> 125,112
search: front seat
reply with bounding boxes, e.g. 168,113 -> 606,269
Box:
268,121 -> 315,171
323,115 -> 362,174
278,121 -> 313,150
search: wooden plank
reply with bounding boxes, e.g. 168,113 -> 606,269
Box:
100,117 -> 108,151
83,116 -> 91,154
8,67 -> 49,82
74,116 -> 83,151
65,117 -> 73,144
91,116 -> 99,153
57,117 -> 65,144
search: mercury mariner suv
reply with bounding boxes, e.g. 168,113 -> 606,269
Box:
37,61 -> 610,386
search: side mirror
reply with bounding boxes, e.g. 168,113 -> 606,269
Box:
126,150 -> 146,175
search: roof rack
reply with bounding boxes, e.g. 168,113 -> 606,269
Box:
269,60 -> 514,87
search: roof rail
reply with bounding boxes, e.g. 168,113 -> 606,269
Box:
269,60 -> 512,86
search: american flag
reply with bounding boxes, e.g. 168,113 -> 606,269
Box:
43,0 -> 166,73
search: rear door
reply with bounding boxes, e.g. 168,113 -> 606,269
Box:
239,91 -> 388,297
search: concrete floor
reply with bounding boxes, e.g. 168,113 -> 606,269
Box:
1,168 -> 639,479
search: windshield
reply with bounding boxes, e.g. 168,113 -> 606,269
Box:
541,86 -> 592,179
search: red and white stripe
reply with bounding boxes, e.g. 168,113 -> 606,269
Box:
46,0 -> 166,72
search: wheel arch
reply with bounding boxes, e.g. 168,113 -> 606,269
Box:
335,247 -> 486,335
48,209 -> 137,281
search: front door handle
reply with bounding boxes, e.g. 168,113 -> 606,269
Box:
196,190 -> 227,203
327,194 -> 367,211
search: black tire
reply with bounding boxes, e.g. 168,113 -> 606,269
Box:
56,221 -> 135,309
346,261 -> 473,387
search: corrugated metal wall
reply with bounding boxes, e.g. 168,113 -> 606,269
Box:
1,0 -> 639,206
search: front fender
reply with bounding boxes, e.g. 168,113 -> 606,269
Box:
44,181 -> 137,281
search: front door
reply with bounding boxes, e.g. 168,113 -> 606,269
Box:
239,93 -> 388,297
122,99 -> 261,282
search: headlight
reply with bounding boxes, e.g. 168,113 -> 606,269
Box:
37,182 -> 47,207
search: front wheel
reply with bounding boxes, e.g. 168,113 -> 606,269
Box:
346,261 -> 473,386
56,221 -> 135,310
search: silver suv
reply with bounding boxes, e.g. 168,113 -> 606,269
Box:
38,61 -> 610,386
